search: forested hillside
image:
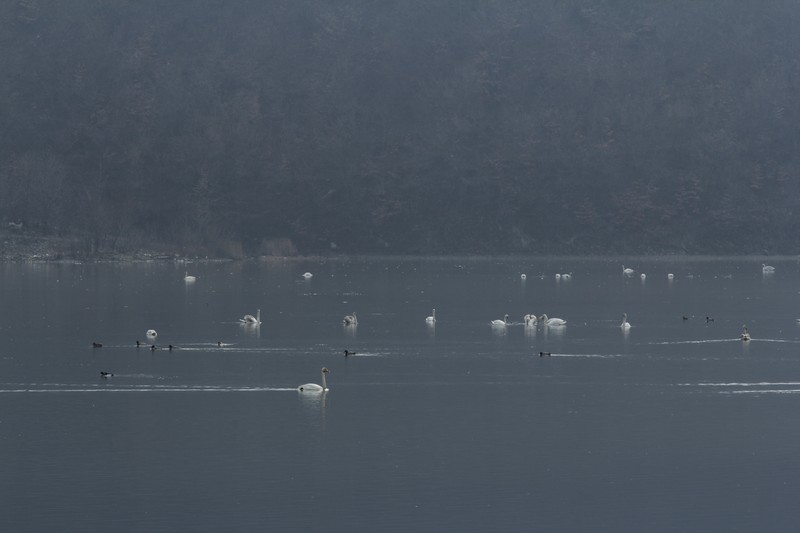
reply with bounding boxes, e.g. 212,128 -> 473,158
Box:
2,1 -> 799,256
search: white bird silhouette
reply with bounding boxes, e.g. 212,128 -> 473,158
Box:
298,367 -> 330,392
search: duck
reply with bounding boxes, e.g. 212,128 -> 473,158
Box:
343,312 -> 358,326
539,351 -> 551,357
92,342 -> 103,348
100,371 -> 114,378
344,350 -> 356,357
491,314 -> 510,327
539,314 -> 566,326
621,313 -> 631,329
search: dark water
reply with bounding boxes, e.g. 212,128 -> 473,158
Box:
2,257 -> 800,531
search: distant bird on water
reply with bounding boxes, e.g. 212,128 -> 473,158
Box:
491,314 -> 510,327
92,342 -> 103,348
426,309 -> 436,325
740,325 -> 751,341
240,309 -> 261,325
343,312 -> 358,326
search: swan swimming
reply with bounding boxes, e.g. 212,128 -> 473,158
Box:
184,271 -> 196,283
240,309 -> 261,325
520,273 -> 527,280
146,329 -> 157,338
426,309 -> 436,324
740,325 -> 751,341
343,312 -> 358,326
298,367 -> 329,392
539,314 -> 566,326
621,313 -> 631,329
524,313 -> 538,326
622,265 -> 635,275
491,314 -> 510,326
762,263 -> 775,273
640,273 -> 646,280
302,272 -> 313,279
667,273 -> 674,280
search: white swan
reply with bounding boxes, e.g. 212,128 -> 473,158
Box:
520,273 -> 527,280
426,309 -> 436,324
621,313 -> 631,329
146,329 -> 157,338
298,367 -> 329,392
539,314 -> 566,326
343,312 -> 358,326
524,313 -> 538,326
762,263 -> 775,273
184,271 -> 196,283
740,325 -> 751,341
562,273 -> 572,280
302,272 -> 313,279
640,273 -> 646,280
667,273 -> 674,280
491,314 -> 510,326
623,265 -> 635,275
240,309 -> 261,325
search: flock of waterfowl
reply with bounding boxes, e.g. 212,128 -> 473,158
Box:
96,263 -> 778,387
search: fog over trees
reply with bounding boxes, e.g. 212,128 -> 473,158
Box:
2,1 -> 800,256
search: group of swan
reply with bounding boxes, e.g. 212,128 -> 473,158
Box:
240,309 -> 261,325
493,313 -> 566,327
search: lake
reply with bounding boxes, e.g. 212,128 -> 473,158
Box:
2,256 -> 800,531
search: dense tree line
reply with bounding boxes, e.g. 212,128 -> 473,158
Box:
2,0 -> 799,256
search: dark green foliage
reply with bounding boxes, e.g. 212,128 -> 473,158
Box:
2,0 -> 800,255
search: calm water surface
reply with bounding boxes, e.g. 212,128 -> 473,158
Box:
2,256 -> 800,531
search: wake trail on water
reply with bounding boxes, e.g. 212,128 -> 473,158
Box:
0,384 -> 299,394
